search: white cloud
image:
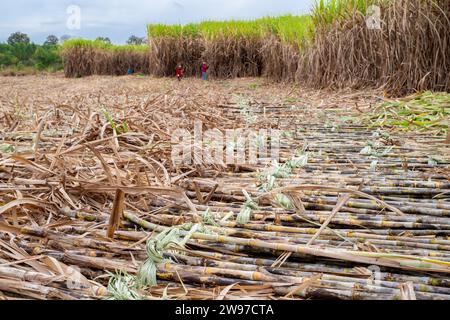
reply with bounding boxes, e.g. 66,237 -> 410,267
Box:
0,0 -> 314,44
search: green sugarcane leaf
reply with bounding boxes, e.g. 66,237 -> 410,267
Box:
0,143 -> 15,153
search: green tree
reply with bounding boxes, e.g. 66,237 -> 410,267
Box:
9,43 -> 37,65
96,37 -> 111,44
0,52 -> 18,67
33,46 -> 61,70
127,35 -> 145,45
7,31 -> 31,45
44,35 -> 59,46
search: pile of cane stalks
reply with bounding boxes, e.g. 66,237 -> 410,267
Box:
0,76 -> 449,300
365,91 -> 450,135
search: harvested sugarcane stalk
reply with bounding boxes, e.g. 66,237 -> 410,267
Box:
1,76 -> 449,300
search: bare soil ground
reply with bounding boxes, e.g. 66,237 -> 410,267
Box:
0,75 -> 449,300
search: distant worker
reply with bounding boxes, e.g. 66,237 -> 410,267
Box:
201,61 -> 209,81
175,64 -> 184,81
127,67 -> 134,75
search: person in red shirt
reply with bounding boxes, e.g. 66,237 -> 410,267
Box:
201,61 -> 209,81
175,64 -> 183,81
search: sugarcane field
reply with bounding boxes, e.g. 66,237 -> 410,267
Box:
0,0 -> 449,304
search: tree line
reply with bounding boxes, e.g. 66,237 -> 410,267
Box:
0,32 -> 147,72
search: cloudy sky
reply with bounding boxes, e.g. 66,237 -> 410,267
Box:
0,0 -> 315,44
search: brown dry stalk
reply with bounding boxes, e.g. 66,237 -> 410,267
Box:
272,193 -> 352,268
263,185 -> 404,215
307,193 -> 352,246
399,282 -> 417,300
107,189 -> 125,239
62,47 -> 150,77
